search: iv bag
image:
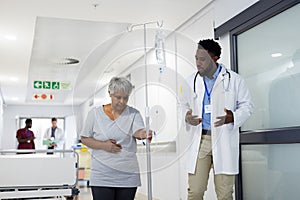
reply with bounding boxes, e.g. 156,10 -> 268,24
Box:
155,29 -> 166,66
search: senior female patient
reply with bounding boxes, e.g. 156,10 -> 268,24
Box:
81,76 -> 152,200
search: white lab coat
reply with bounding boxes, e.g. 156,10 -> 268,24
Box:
43,127 -> 65,150
183,65 -> 253,175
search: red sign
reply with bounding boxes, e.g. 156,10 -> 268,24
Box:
32,94 -> 54,100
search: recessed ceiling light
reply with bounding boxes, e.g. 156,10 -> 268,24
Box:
271,53 -> 282,58
54,57 -> 80,65
4,35 -> 17,40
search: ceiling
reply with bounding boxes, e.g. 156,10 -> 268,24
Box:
0,0 -> 208,106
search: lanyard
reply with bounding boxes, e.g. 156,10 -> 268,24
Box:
203,66 -> 222,103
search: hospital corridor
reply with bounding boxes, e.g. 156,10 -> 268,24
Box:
1,0 -> 300,199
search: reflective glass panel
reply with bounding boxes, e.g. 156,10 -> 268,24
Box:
237,3 -> 300,130
241,144 -> 300,200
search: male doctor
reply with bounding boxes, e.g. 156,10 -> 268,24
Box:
184,39 -> 253,200
43,118 -> 65,152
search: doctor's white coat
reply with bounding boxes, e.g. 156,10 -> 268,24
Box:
182,66 -> 253,175
43,127 -> 65,150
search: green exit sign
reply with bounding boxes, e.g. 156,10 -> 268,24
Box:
33,81 -> 43,89
51,82 -> 60,89
33,81 -> 62,90
43,81 -> 51,89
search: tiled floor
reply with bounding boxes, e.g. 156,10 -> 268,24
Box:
77,186 -> 92,200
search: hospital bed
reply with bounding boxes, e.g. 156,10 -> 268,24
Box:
0,149 -> 79,199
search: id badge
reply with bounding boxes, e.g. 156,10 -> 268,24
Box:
204,104 -> 212,114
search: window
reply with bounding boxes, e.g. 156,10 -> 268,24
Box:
237,3 -> 300,130
215,1 -> 300,199
19,117 -> 64,149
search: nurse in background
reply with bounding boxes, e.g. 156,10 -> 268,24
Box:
43,117 -> 65,152
81,77 -> 152,200
16,118 -> 35,151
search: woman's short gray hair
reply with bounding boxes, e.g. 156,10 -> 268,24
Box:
108,77 -> 133,95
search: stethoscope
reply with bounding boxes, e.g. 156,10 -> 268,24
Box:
193,67 -> 231,98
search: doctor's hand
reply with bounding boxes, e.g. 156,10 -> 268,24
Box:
185,109 -> 202,126
214,108 -> 234,127
50,142 -> 57,147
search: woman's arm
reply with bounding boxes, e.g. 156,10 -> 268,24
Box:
133,128 -> 152,142
81,136 -> 122,153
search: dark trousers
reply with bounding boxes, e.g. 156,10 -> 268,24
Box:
47,146 -> 54,154
91,186 -> 137,200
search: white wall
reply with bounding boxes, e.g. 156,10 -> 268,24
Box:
214,0 -> 259,28
215,0 -> 258,68
2,104 -> 79,149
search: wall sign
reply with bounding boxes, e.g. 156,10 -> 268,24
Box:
33,81 -> 71,90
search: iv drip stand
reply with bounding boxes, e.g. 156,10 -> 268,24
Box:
127,20 -> 163,200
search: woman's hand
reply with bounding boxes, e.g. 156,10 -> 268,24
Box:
103,139 -> 122,153
134,129 -> 152,142
80,136 -> 122,153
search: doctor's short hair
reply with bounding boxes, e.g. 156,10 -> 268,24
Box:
108,77 -> 133,96
198,39 -> 222,58
51,117 -> 57,122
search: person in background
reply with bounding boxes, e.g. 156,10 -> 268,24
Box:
16,118 -> 35,150
43,117 -> 65,153
81,77 -> 152,200
184,39 -> 253,200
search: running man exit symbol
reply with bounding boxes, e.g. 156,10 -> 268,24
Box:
43,81 -> 51,89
